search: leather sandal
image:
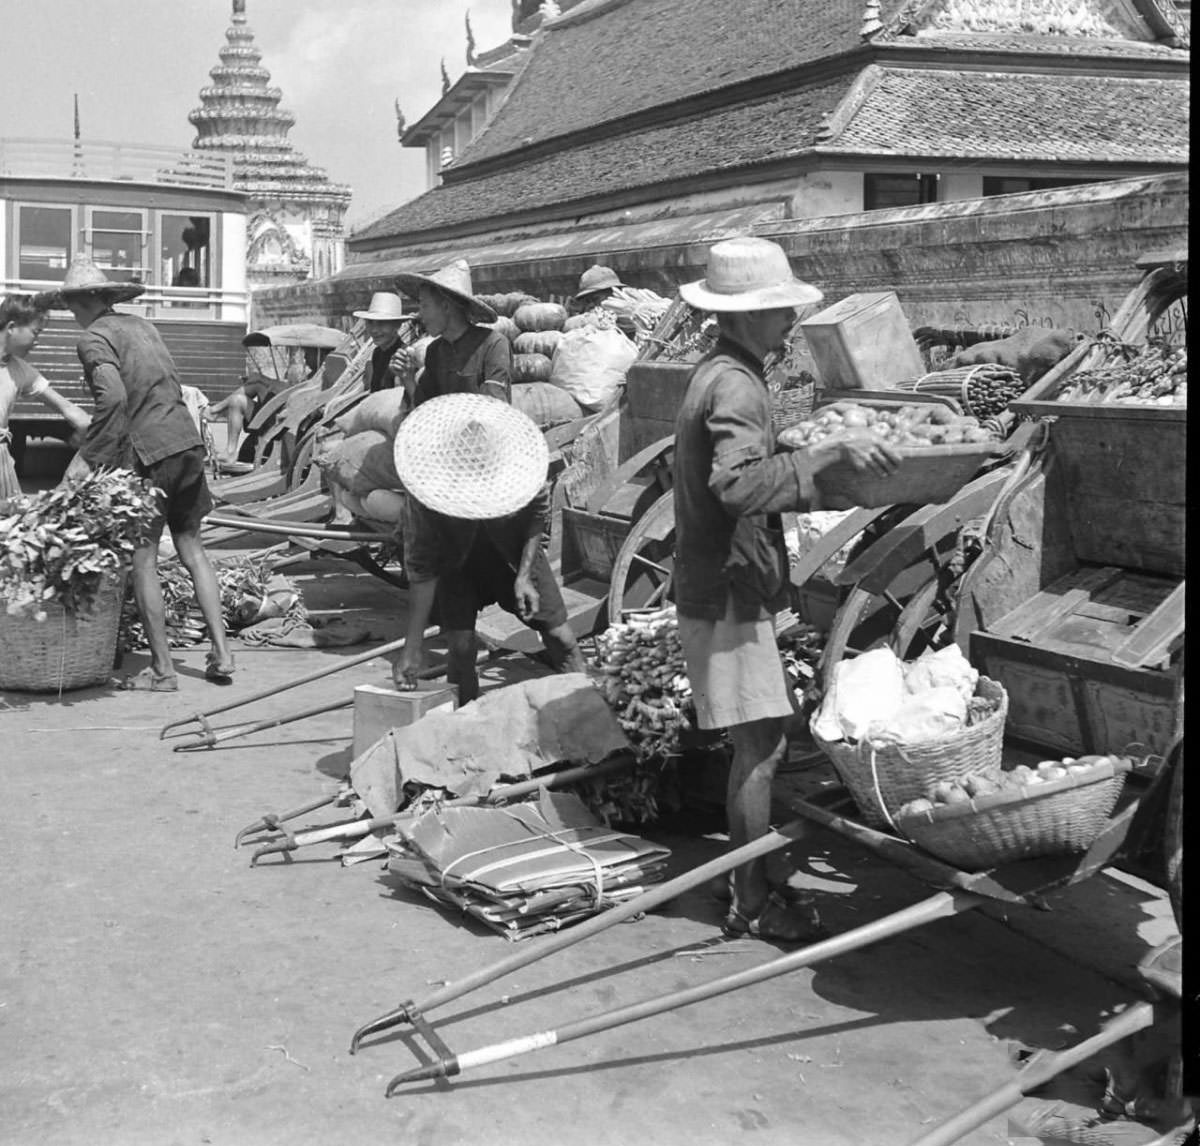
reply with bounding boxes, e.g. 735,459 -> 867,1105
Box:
115,668 -> 179,693
205,651 -> 236,682
722,890 -> 826,943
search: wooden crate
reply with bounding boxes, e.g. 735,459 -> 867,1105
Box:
621,361 -> 692,461
799,291 -> 925,391
971,565 -> 1183,758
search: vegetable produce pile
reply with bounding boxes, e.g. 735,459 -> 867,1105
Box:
910,364 -> 1027,418
0,469 -> 159,621
895,755 -> 1119,817
777,401 -> 997,451
1055,343 -> 1187,406
593,607 -> 693,762
118,554 -> 304,652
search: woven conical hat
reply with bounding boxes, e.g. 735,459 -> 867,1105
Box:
57,255 -> 146,303
394,393 -> 548,520
394,259 -> 496,325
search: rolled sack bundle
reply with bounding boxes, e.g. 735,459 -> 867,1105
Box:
316,429 -> 403,496
511,381 -> 584,429
951,327 -> 1082,384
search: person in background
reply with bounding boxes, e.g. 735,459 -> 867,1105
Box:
573,264 -> 625,311
0,293 -> 91,500
206,372 -> 278,465
353,291 -> 412,394
56,256 -> 235,691
393,260 -> 510,406
390,393 -> 584,705
673,236 -> 900,942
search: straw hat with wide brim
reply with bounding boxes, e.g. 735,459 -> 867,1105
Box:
575,264 -> 624,301
353,291 -> 409,321
679,237 -> 822,313
53,255 -> 146,305
394,392 -> 549,520
394,259 -> 497,325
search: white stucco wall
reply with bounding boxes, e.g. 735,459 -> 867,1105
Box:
220,210 -> 248,322
0,202 -> 8,288
789,171 -> 863,219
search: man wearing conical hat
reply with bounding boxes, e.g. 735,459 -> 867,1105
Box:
56,255 -> 235,691
393,259 -> 511,407
673,237 -> 899,942
391,392 -> 585,706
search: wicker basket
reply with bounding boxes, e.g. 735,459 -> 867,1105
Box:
770,383 -> 815,434
0,570 -> 127,693
813,440 -> 1002,508
811,677 -> 1008,827
894,757 -> 1131,871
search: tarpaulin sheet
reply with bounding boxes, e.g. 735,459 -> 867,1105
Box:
349,673 -> 631,818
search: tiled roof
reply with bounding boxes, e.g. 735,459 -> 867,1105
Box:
884,29 -> 1186,58
451,0 -> 887,166
821,68 -> 1190,162
351,76 -> 857,244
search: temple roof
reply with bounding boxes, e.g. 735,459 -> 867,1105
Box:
188,1 -> 350,206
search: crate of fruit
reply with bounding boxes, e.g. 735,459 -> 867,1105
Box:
891,755 -> 1132,871
777,399 -> 1003,508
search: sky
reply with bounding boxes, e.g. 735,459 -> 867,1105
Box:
0,0 -> 515,231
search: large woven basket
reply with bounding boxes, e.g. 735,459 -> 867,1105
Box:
894,757 -> 1131,871
0,570 -> 127,693
811,676 -> 1008,827
770,383 -> 815,434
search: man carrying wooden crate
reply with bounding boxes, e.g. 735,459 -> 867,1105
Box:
674,236 -> 900,941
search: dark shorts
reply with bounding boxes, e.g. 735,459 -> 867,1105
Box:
136,445 -> 214,538
435,533 -> 568,633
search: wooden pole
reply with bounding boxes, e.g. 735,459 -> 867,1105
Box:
384,890 -> 979,1093
351,816 -> 809,1053
907,1002 -> 1156,1146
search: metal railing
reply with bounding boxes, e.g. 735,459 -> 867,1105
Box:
0,138 -> 234,190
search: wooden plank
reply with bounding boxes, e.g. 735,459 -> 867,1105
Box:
1111,582 -> 1186,669
989,565 -> 1124,641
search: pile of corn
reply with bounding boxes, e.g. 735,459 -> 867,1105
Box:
592,606 -> 693,762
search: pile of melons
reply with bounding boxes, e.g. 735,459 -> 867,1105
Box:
777,400 -> 998,451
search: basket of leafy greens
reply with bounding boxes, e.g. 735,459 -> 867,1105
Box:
0,469 -> 160,692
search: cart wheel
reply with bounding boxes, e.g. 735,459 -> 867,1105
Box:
586,436 -> 675,522
609,490 -> 675,624
818,468 -> 1013,679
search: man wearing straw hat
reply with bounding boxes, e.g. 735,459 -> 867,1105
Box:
391,392 -> 584,705
392,259 -> 510,406
674,236 -> 899,942
353,290 -> 413,395
55,255 -> 236,691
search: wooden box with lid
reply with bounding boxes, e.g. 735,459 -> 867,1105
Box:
799,291 -> 925,391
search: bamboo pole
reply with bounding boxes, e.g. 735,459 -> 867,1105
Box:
907,1002 -> 1156,1146
384,890 -> 979,1093
351,816 -> 810,1053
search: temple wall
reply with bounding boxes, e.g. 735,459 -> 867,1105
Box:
251,172 -> 1187,337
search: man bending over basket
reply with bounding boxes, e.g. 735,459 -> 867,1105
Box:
390,393 -> 584,706
57,256 -> 235,691
674,236 -> 900,942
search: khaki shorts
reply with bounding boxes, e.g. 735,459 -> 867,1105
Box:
678,598 -> 795,731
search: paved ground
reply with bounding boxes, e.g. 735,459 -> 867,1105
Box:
0,551 -> 1179,1146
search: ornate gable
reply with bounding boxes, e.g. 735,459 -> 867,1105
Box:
883,0 -> 1160,40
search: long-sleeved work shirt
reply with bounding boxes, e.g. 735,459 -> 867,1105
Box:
672,336 -> 821,621
76,311 -> 201,468
413,326 -> 512,407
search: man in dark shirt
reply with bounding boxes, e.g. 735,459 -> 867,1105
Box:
391,393 -> 584,706
393,259 -> 510,406
57,257 -> 234,691
353,291 -> 411,394
674,237 -> 899,941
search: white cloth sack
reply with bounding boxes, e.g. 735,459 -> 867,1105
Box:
813,647 -> 906,743
549,326 -> 637,411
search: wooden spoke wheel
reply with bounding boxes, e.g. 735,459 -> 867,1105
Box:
586,436 -> 675,523
818,468 -> 1013,682
608,490 -> 676,623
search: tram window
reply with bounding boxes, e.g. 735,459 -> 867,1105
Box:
161,214 -> 212,287
17,205 -> 73,282
88,209 -> 146,283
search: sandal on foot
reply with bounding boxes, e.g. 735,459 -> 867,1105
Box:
722,890 -> 825,943
115,668 -> 179,692
205,652 -> 236,682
